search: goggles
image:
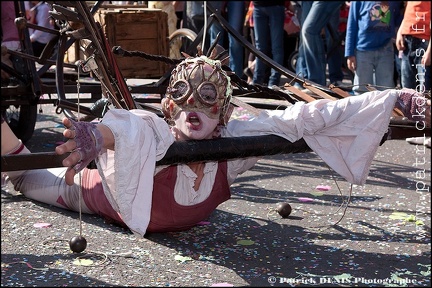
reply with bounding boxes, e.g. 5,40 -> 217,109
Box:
168,79 -> 222,106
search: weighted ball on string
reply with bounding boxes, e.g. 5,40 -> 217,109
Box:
69,235 -> 87,253
276,202 -> 292,218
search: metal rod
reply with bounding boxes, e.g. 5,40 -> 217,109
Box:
1,135 -> 311,172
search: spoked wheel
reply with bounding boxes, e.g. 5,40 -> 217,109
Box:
169,28 -> 197,59
1,103 -> 37,144
287,51 -> 298,74
49,1 -> 137,121
1,40 -> 38,143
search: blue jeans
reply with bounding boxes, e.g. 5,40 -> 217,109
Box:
184,1 -> 205,34
326,8 -> 344,84
400,35 -> 431,92
352,40 -> 395,94
252,4 -> 285,86
299,1 -> 343,86
209,1 -> 245,77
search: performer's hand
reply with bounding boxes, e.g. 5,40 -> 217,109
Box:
396,89 -> 431,128
55,118 -> 103,185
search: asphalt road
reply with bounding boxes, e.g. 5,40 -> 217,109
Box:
1,103 -> 431,287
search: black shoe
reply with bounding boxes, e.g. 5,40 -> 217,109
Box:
331,80 -> 351,92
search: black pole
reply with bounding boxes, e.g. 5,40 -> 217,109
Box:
1,135 -> 311,172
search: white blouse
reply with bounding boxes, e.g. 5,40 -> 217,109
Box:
96,89 -> 400,236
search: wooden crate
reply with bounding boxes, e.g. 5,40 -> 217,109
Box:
95,7 -> 169,79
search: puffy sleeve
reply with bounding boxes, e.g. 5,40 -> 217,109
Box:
95,109 -> 175,236
224,89 -> 399,185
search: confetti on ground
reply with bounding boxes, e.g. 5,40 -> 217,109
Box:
316,185 -> 331,191
298,197 -> 314,202
73,259 -> 94,266
236,239 -> 254,246
33,222 -> 52,228
211,283 -> 234,287
310,191 -> 324,196
389,212 -> 408,220
4,261 -> 48,271
1,113 -> 430,287
174,255 -> 193,263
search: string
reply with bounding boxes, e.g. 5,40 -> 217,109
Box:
76,62 -> 83,237
202,1 -> 207,52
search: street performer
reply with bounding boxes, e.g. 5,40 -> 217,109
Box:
1,54 -> 430,236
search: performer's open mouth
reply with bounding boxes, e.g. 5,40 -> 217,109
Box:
186,112 -> 202,130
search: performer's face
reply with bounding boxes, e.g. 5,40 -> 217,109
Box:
163,56 -> 232,130
173,110 -> 220,140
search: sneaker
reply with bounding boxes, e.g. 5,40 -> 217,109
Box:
331,80 -> 344,86
1,173 -> 9,188
301,88 -> 315,95
406,137 -> 431,147
293,83 -> 303,90
268,84 -> 280,89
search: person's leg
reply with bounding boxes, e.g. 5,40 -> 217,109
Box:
208,1 -> 225,47
301,1 -> 342,86
295,1 -> 311,85
393,43 -> 402,88
267,4 -> 285,87
352,49 -> 375,94
244,26 -> 256,84
31,41 -> 46,58
2,118 -> 93,213
400,36 -> 431,92
411,37 -> 431,92
374,41 -> 395,90
400,36 -> 418,90
326,9 -> 344,84
226,1 -> 245,77
185,1 -> 204,34
294,44 -> 306,87
252,5 -> 270,85
1,117 -> 21,155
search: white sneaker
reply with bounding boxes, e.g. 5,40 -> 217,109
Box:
406,137 -> 431,147
1,173 -> 9,188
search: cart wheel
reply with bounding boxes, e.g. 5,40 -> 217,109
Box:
169,28 -> 197,59
287,51 -> 298,73
2,103 -> 37,144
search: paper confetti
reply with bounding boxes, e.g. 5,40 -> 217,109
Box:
73,259 -> 94,266
310,191 -> 324,196
236,239 -> 254,246
174,255 -> 193,262
389,212 -> 408,220
33,222 -> 52,228
298,197 -> 314,202
211,283 -> 234,287
316,185 -> 331,191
